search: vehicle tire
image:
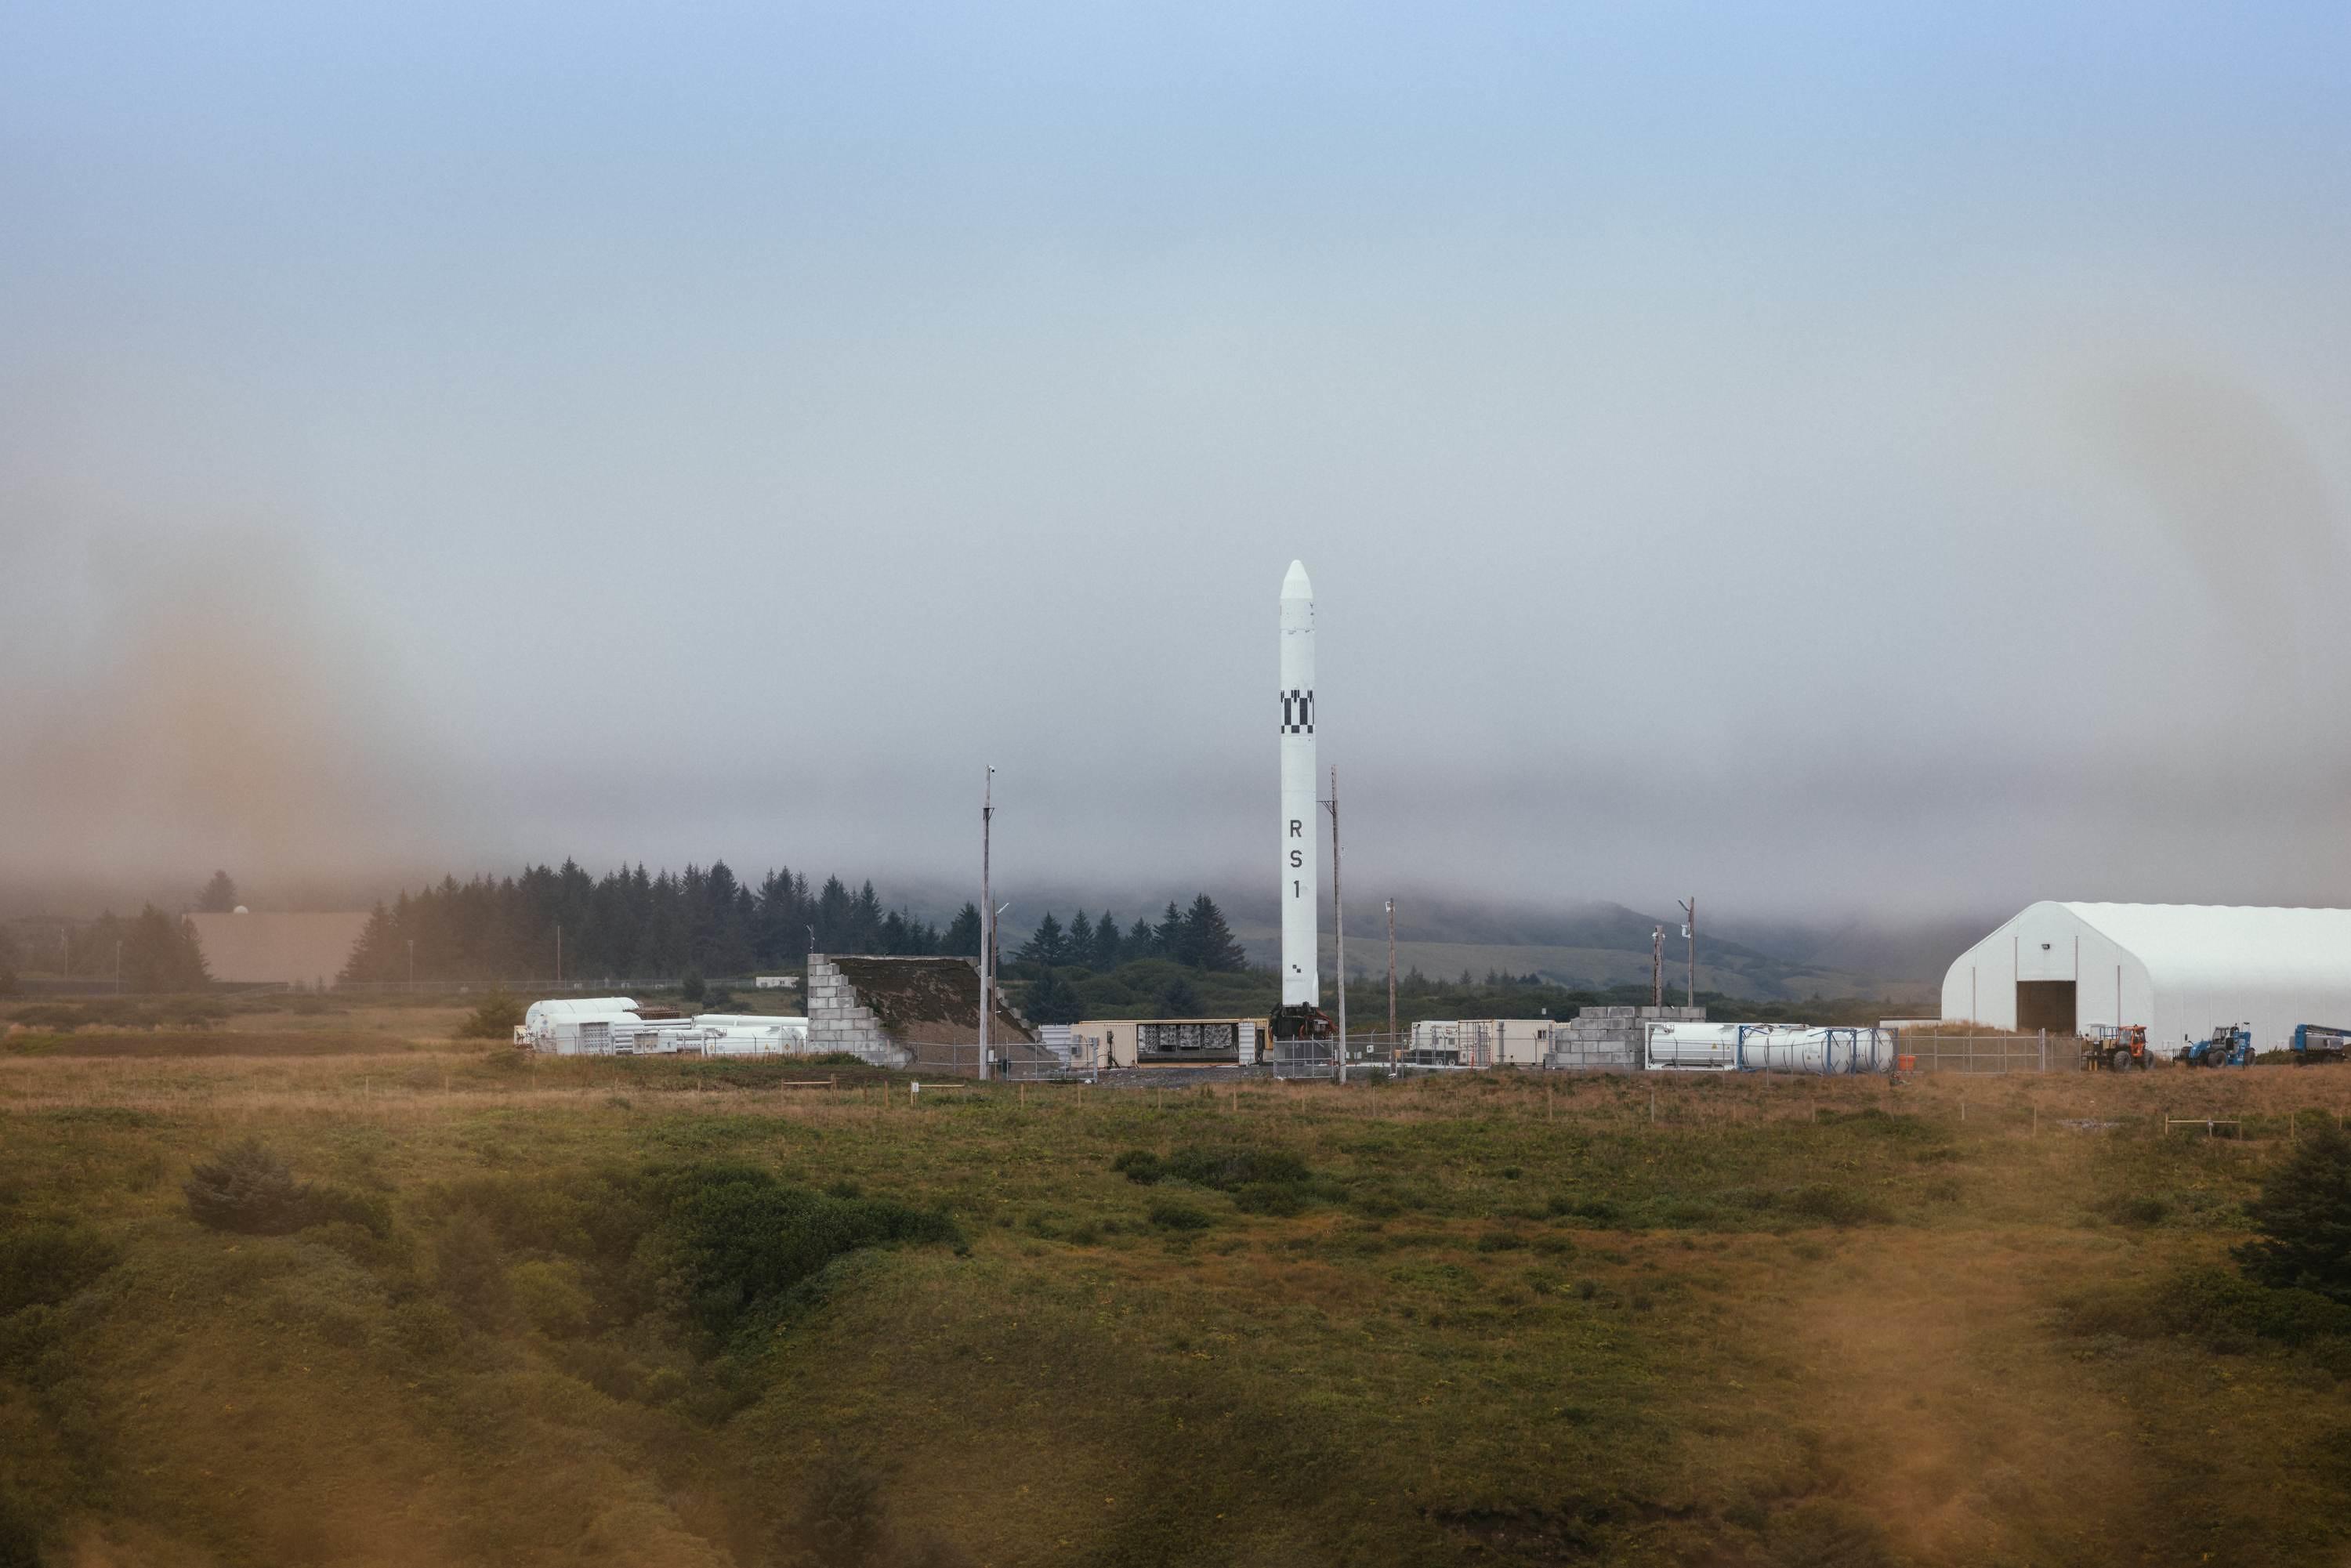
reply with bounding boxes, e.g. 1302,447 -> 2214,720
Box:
2110,1049 -> 2131,1073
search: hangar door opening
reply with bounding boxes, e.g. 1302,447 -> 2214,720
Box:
2016,981 -> 2076,1034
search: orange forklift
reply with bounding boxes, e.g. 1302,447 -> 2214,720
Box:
2081,1023 -> 2149,1073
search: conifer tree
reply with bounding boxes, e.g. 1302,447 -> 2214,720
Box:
1092,911 -> 1122,970
196,871 -> 239,913
1019,912 -> 1067,965
1157,974 -> 1201,1016
1154,901 -> 1185,958
943,904 -> 984,958
1023,965 -> 1085,1025
125,907 -> 210,992
1179,894 -> 1247,972
2237,1123 -> 2351,1304
1067,911 -> 1096,968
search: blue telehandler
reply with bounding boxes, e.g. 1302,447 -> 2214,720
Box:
2178,1024 -> 2253,1068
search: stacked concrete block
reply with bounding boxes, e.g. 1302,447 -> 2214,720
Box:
805,954 -> 915,1069
1545,1005 -> 1706,1072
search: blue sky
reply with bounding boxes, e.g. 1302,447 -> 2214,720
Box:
4,4 -> 2349,918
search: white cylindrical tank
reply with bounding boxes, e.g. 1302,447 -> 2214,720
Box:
1646,1023 -> 1894,1074
1646,1023 -> 1744,1070
692,1021 -> 810,1056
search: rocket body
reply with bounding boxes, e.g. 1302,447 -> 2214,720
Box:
1278,560 -> 1318,1007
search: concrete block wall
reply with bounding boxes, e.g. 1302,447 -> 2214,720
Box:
1545,1005 -> 1706,1071
805,954 -> 915,1070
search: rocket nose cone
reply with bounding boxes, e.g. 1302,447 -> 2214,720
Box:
1281,559 -> 1313,599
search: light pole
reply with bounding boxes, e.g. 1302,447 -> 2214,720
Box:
114,940 -> 121,994
1324,766 -> 1346,1083
1385,897 -> 1396,1048
1678,896 -> 1697,1011
407,938 -> 415,988
978,766 -> 994,1082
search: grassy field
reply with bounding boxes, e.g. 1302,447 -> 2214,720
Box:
5,1019 -> 2351,1566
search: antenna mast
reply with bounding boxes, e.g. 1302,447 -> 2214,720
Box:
979,766 -> 994,1081
1326,765 -> 1346,1083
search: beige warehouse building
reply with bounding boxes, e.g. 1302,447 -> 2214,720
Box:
185,911 -> 371,987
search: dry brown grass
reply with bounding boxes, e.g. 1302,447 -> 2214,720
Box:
7,1039 -> 2351,1564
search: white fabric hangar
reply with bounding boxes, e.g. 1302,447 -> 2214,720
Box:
1941,902 -> 2351,1052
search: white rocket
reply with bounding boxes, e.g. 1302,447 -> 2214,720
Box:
1279,559 -> 1318,1008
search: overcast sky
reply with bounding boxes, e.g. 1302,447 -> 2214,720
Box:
5,3 -> 2349,922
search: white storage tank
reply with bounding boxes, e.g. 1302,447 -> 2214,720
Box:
688,1016 -> 810,1056
1646,1023 -> 1893,1074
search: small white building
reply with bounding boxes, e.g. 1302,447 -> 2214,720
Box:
1940,902 -> 2351,1054
1407,1019 -> 1556,1067
520,998 -> 643,1053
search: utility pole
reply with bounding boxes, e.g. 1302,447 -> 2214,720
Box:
1325,766 -> 1346,1083
114,940 -> 122,994
978,766 -> 994,1082
556,924 -> 563,989
1651,925 -> 1663,1008
1385,897 -> 1397,1045
1678,896 -> 1697,1011
407,938 -> 415,987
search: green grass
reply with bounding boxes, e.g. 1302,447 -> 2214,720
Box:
3,1056 -> 2351,1563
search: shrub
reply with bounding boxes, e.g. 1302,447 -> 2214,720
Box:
2237,1124 -> 2351,1304
1111,1150 -> 1165,1184
1231,1182 -> 1308,1217
636,1164 -> 962,1342
1147,1200 -> 1212,1232
182,1140 -> 389,1237
2067,1262 -> 2351,1347
680,970 -> 706,1004
1115,1144 -> 1313,1193
2100,1193 -> 2170,1227
1784,1185 -> 1893,1227
183,1140 -> 312,1234
436,1208 -> 513,1326
0,1222 -> 118,1315
457,993 -> 525,1041
509,1258 -> 596,1337
0,1490 -> 43,1568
